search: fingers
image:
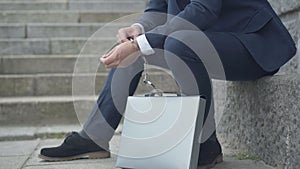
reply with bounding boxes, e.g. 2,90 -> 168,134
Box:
101,48 -> 120,68
117,26 -> 142,43
117,28 -> 131,43
101,56 -> 119,68
102,47 -> 116,58
100,55 -> 115,67
106,61 -> 120,68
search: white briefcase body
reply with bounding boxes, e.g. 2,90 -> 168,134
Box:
116,95 -> 206,169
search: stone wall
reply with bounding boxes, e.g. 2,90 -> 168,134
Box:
215,1 -> 300,168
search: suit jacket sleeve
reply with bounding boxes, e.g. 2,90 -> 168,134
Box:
145,0 -> 222,49
135,0 -> 168,32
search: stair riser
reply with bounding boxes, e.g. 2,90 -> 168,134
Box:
0,1 -> 145,11
0,75 -> 106,97
0,74 -> 178,97
0,55 -> 171,74
0,24 -> 25,38
0,100 -> 94,126
0,56 -> 109,74
0,2 -> 66,11
0,38 -> 115,55
69,2 -> 146,11
0,0 -> 128,1
0,11 -> 136,23
0,23 -> 126,38
27,24 -> 124,38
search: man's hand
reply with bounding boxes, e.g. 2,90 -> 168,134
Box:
117,25 -> 142,43
100,40 -> 140,68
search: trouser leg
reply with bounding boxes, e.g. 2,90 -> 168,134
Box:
162,32 -> 215,142
82,59 -> 144,149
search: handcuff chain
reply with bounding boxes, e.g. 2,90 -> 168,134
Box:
106,40 -> 161,94
142,56 -> 156,89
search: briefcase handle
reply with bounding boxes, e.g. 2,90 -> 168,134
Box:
144,90 -> 184,97
142,56 -> 184,97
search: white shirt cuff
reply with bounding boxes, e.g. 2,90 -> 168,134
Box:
131,23 -> 145,34
136,34 -> 155,55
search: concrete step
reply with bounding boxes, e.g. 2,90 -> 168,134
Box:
0,23 -> 126,39
0,55 -> 168,74
0,10 -> 139,23
0,1 -> 67,11
0,96 -> 96,126
0,0 -> 136,2
0,72 -> 178,97
0,55 -> 108,74
69,1 -> 146,12
0,37 -> 116,55
0,1 -> 146,12
27,23 -> 125,38
0,22 -> 129,39
0,24 -> 25,38
0,73 -> 107,97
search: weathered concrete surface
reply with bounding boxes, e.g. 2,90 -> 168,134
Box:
0,55 -> 109,74
0,38 -> 115,55
279,13 -> 300,75
0,1 -> 146,11
27,23 -> 125,38
0,24 -> 25,38
215,75 -> 300,168
268,0 -> 300,15
0,96 -> 96,126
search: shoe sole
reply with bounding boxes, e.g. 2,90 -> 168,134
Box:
38,151 -> 111,162
197,154 -> 223,169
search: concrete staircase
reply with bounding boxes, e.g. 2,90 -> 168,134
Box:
0,0 -> 180,126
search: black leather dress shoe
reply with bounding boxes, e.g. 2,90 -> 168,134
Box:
197,138 -> 223,169
39,132 -> 110,161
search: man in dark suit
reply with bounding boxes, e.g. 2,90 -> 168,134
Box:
39,0 -> 296,168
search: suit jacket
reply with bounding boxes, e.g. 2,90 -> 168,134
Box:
136,0 -> 297,71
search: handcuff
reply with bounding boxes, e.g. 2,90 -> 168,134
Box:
105,38 -> 164,96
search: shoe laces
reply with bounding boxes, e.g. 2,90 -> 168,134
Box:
64,132 -> 77,143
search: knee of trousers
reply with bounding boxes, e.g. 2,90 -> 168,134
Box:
163,31 -> 212,95
164,30 -> 206,62
163,32 -> 202,63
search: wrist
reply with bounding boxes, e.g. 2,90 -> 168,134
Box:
130,38 -> 140,51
